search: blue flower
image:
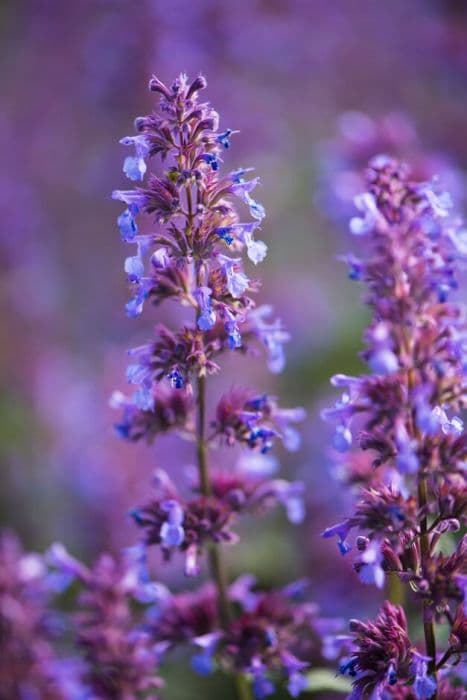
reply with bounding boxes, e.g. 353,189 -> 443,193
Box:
432,406 -> 464,435
358,541 -> 385,589
168,370 -> 185,389
200,153 -> 219,171
448,227 -> 467,258
117,208 -> 138,241
123,156 -> 147,181
125,281 -> 152,318
276,481 -> 306,524
112,189 -> 147,208
245,194 -> 266,221
287,672 -> 308,698
368,348 -> 399,375
332,425 -> 352,452
231,222 -> 267,264
230,173 -> 265,222
415,396 -> 439,435
120,135 -> 150,181
194,286 -> 216,331
248,427 -> 276,453
395,426 -> 419,474
252,674 -> 275,699
386,662 -> 397,686
160,500 -> 185,547
349,192 -> 379,235
412,655 -> 437,700
133,387 -> 154,412
192,633 -> 221,676
218,255 -> 250,298
216,129 -> 234,149
248,306 -> 290,374
124,253 -> 145,282
224,309 -> 242,349
421,184 -> 452,218
215,227 -> 234,245
339,657 -> 357,677
341,253 -> 364,280
322,521 -> 351,555
191,652 -> 215,676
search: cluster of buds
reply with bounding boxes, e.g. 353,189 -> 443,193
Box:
109,73 -> 314,699
322,157 -> 466,697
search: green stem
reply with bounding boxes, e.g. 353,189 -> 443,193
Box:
195,373 -> 253,699
234,673 -> 254,700
418,475 -> 437,696
386,571 -> 405,606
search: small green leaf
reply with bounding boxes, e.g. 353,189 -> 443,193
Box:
306,668 -> 351,694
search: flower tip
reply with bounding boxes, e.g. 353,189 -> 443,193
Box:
187,75 -> 208,98
148,75 -> 170,97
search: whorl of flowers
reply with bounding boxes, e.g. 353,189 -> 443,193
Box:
322,156 -> 467,698
111,73 -> 308,699
151,575 -> 337,699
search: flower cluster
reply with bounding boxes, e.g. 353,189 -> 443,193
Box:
322,157 -> 467,697
46,542 -> 166,699
130,460 -> 305,577
340,602 -> 437,699
0,533 -> 71,699
213,388 -> 305,453
151,575 -> 336,699
110,73 -> 309,699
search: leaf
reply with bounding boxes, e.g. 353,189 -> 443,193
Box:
306,668 -> 352,694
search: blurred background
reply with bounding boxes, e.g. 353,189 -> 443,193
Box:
1,0 -> 467,696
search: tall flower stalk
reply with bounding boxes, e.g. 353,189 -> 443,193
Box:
111,74 -> 319,698
322,157 -> 466,699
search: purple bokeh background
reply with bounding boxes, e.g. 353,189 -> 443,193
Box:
1,0 -> 466,634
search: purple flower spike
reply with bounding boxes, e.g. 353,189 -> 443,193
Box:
109,74 -> 314,700
323,157 -> 467,695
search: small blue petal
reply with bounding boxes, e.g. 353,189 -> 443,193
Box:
198,310 -> 216,331
160,521 -> 185,547
332,425 -> 352,452
191,653 -> 215,677
288,672 -> 308,698
415,675 -> 437,700
252,675 -> 275,699
124,255 -> 145,281
369,349 -> 399,375
168,370 -> 184,389
216,129 -> 232,149
123,155 -> 147,181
